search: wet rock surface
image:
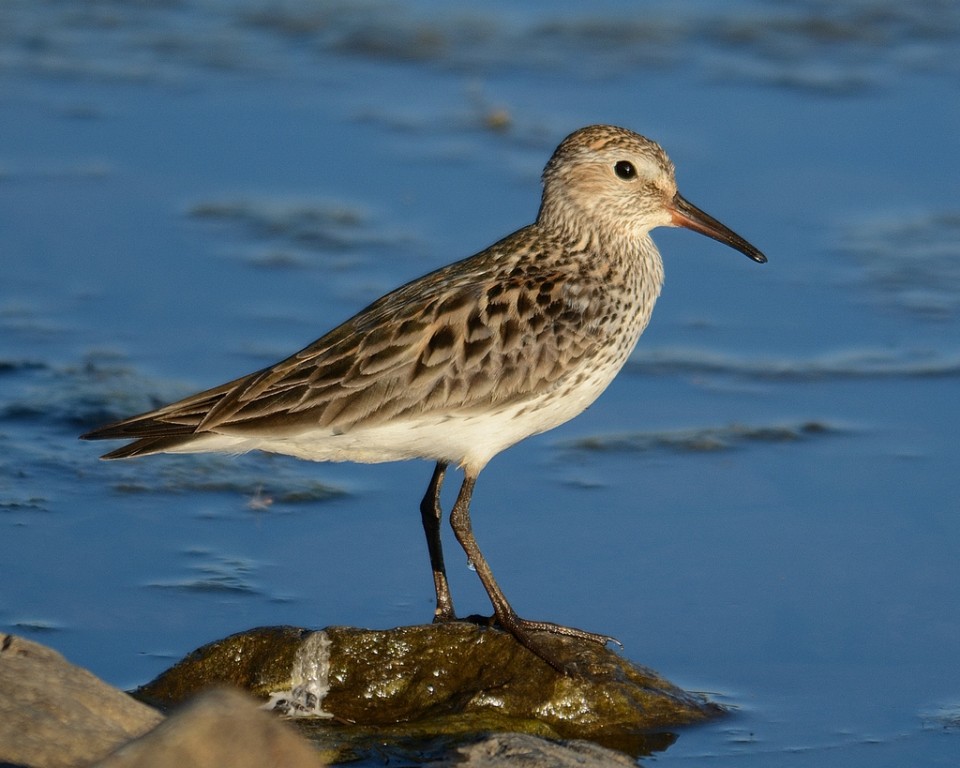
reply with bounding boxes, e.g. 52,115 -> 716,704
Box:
136,622 -> 722,759
0,629 -> 721,766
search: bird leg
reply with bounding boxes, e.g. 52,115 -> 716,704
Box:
448,471 -> 616,673
419,461 -> 456,622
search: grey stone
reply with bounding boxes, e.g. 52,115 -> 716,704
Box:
94,687 -> 326,768
0,634 -> 164,768
451,732 -> 637,768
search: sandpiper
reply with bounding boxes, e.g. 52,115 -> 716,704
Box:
82,125 -> 766,671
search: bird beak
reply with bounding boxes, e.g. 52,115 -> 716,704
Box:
669,193 -> 767,264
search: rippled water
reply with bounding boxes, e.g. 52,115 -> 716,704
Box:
2,1 -> 959,765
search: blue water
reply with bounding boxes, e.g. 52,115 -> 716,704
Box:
2,1 -> 959,765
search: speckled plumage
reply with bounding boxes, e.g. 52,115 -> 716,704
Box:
83,125 -> 765,671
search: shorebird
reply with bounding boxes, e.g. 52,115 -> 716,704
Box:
82,125 -> 765,671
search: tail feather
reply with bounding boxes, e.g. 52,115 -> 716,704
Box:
80,420 -> 198,441
80,398 -> 219,459
80,367 -> 270,459
98,434 -> 206,459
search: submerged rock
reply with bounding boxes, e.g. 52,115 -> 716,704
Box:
454,732 -> 637,768
135,622 -> 722,759
0,634 -> 163,768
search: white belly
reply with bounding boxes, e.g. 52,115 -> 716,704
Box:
160,354 -> 623,474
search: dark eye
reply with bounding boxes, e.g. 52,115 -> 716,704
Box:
614,160 -> 636,180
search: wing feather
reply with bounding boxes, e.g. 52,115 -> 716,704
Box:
82,225 -> 610,453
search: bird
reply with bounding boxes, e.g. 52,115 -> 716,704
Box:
82,125 -> 766,672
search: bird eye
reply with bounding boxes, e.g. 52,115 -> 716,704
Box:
614,160 -> 636,180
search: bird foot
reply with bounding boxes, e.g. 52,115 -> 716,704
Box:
510,616 -> 622,649
431,608 -> 457,624
461,612 -> 620,675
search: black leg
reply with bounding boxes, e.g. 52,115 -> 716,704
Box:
420,461 -> 456,622
448,471 -> 616,673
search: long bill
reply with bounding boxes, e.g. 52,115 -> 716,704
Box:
670,193 -> 767,264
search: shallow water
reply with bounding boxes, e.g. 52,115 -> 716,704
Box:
2,0 -> 959,765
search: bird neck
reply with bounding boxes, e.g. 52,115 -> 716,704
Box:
537,205 -> 665,288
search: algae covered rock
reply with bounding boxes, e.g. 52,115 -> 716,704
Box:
136,622 -> 721,757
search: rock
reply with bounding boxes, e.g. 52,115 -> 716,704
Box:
135,622 -> 722,760
0,629 -> 716,767
0,634 -> 164,768
452,732 -> 636,768
94,687 -> 326,768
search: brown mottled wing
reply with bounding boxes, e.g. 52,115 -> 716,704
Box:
82,226 -> 605,451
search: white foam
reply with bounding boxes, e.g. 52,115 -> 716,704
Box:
262,630 -> 334,718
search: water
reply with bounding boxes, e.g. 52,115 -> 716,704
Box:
2,1 -> 959,765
